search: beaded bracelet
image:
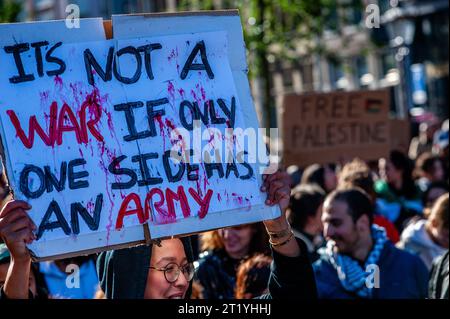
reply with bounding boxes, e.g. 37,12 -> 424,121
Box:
266,226 -> 292,240
269,231 -> 294,247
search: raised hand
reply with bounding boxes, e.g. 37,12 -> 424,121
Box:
0,200 -> 35,263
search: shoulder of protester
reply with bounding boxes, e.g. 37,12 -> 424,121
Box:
313,241 -> 428,279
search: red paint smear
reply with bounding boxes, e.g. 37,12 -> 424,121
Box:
178,88 -> 185,98
97,142 -> 114,243
165,118 -> 176,130
81,86 -> 122,155
230,193 -> 252,211
203,174 -> 210,191
81,85 -> 117,245
104,107 -> 116,139
54,75 -> 63,88
155,115 -> 166,150
168,47 -> 180,74
208,133 -> 214,144
195,179 -> 203,198
39,91 -> 49,104
190,86 -> 206,112
42,112 -> 51,135
86,200 -> 95,213
168,48 -> 177,62
245,198 -> 252,211
155,115 -> 165,132
147,193 -> 172,225
107,149 -> 125,199
199,163 -> 210,194
154,200 -> 176,224
231,192 -> 244,205
176,47 -> 180,74
167,81 -> 175,108
69,83 -> 82,110
190,90 -> 199,104
200,87 -> 206,101
166,118 -> 188,154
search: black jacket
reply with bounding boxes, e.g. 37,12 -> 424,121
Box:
429,251 -> 449,299
261,237 -> 318,299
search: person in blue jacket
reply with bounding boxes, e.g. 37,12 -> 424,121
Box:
313,188 -> 429,299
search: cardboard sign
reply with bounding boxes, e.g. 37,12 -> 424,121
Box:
282,90 -> 390,167
0,11 -> 278,260
389,118 -> 411,154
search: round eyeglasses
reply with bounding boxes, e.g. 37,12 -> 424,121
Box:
149,262 -> 195,283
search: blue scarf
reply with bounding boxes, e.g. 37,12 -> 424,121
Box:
326,225 -> 388,298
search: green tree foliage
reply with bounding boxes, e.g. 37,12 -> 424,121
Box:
0,0 -> 21,23
178,0 -> 363,128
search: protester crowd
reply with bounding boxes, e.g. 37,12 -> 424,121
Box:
0,117 -> 448,300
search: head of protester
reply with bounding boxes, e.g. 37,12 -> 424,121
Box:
432,119 -> 449,160
337,158 -> 399,243
301,163 -> 337,194
98,237 -> 195,299
339,158 -> 377,201
420,120 -> 441,143
287,184 -> 325,262
313,188 -> 429,299
287,165 -> 302,188
375,150 -> 423,231
397,193 -> 449,270
235,254 -> 272,299
194,222 -> 270,299
425,194 -> 448,249
422,181 -> 449,210
409,120 -> 440,160
414,152 -> 445,192
322,189 -> 375,257
203,223 -> 270,260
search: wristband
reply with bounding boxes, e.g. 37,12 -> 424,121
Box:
269,231 -> 294,247
266,226 -> 292,240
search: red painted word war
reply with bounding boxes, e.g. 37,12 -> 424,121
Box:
6,100 -> 104,149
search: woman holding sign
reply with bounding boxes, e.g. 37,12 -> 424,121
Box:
0,171 -> 318,299
97,170 -> 317,299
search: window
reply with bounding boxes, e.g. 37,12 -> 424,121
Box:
282,67 -> 293,90
381,51 -> 396,76
342,0 -> 363,26
324,3 -> 339,31
329,59 -> 345,90
302,63 -> 314,92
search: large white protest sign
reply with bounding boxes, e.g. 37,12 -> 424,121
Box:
0,11 -> 279,260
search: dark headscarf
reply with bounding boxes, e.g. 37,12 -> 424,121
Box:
96,237 -> 194,299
